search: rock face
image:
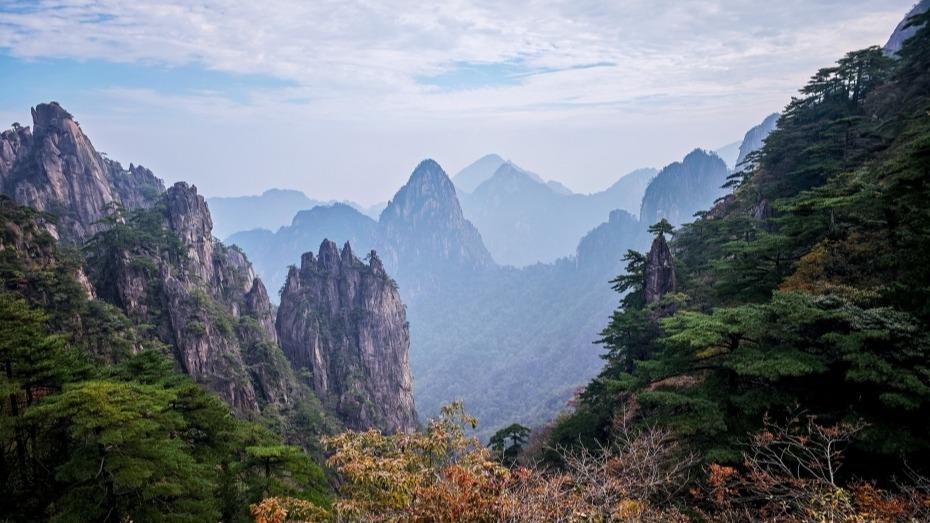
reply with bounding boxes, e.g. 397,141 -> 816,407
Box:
736,113 -> 779,168
639,149 -> 729,228
644,233 -> 676,305
884,0 -> 930,56
92,182 -> 286,413
277,240 -> 417,433
378,159 -> 493,288
0,102 -> 164,243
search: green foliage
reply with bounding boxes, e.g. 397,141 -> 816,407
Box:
648,218 -> 674,237
488,423 -> 530,466
555,24 -> 930,484
0,198 -> 332,521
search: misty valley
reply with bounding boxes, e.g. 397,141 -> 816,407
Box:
2,2 -> 930,522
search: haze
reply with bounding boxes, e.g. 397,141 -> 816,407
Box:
0,0 -> 913,204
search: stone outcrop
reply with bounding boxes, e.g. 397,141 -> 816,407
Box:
644,233 -> 676,305
0,102 -> 165,243
94,182 -> 287,414
277,239 -> 417,433
884,0 -> 930,56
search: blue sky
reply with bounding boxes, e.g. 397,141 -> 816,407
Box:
0,0 -> 917,203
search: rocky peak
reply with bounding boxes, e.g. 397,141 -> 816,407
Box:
165,182 -> 215,282
277,240 -> 417,433
318,238 -> 341,272
378,159 -> 493,284
1,102 -> 165,243
340,241 -> 354,264
639,149 -> 730,228
644,233 -> 676,305
388,159 -> 461,217
368,250 -> 385,275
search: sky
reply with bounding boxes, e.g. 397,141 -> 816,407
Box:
0,0 -> 917,205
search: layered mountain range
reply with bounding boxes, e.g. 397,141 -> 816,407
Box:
0,102 -> 416,436
216,112 -> 778,435
0,98 -> 778,439
458,162 -> 656,266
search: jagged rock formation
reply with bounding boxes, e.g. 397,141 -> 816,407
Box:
378,159 -> 493,287
85,181 -> 297,414
0,102 -> 164,243
884,0 -> 930,55
228,203 -> 378,303
277,240 -> 417,433
639,149 -> 729,228
644,233 -> 676,305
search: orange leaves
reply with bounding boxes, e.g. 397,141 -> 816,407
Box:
706,464 -> 738,506
250,497 -> 327,523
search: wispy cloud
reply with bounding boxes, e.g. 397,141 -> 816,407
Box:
0,1 -> 916,200
0,0 -> 911,120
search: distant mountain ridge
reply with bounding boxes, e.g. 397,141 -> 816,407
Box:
208,189 -> 383,240
224,113 -> 780,434
457,163 -> 655,266
736,112 -> 780,167
639,149 -> 729,228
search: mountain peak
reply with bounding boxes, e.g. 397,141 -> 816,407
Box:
453,154 -> 507,193
378,159 -> 493,281
30,102 -> 75,136
410,158 -> 449,182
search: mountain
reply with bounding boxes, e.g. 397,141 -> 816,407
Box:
575,209 -> 645,274
0,102 -> 164,243
0,101 -> 415,438
547,180 -> 574,195
207,189 -> 320,239
378,159 -> 493,288
884,0 -> 930,55
459,164 -> 655,266
277,240 -> 417,433
586,167 -> 657,216
227,203 -> 377,301
713,140 -> 742,169
453,153 -> 506,193
86,182 -> 299,414
736,112 -> 779,167
639,148 -> 729,228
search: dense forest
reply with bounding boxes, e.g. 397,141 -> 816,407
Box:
3,7 -> 930,523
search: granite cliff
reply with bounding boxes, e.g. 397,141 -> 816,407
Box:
0,102 -> 164,243
277,240 -> 417,433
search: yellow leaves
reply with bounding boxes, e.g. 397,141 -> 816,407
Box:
611,498 -> 647,520
250,497 -> 328,523
318,402 -> 509,521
